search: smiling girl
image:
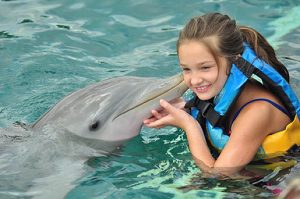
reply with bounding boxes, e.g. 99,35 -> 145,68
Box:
144,13 -> 300,174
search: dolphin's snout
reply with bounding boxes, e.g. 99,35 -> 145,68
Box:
32,74 -> 187,142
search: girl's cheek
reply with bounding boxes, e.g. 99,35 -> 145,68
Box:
183,76 -> 191,87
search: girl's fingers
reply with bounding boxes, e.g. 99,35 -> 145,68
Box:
144,99 -> 182,128
145,116 -> 170,128
152,109 -> 162,119
144,110 -> 165,124
160,99 -> 176,114
143,117 -> 157,124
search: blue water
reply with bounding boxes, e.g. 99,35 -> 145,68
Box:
1,0 -> 300,198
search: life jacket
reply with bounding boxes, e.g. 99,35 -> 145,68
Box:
185,43 -> 300,158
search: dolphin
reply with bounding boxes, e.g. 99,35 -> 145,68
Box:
0,74 -> 187,198
32,73 -> 188,151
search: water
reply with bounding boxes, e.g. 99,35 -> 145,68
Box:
0,0 -> 300,198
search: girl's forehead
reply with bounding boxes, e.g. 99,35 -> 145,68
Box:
178,41 -> 217,62
179,38 -> 220,55
179,36 -> 219,49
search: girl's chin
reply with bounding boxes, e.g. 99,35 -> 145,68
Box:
194,91 -> 215,101
198,97 -> 212,101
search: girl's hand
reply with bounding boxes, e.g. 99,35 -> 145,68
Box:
143,99 -> 194,130
143,97 -> 186,128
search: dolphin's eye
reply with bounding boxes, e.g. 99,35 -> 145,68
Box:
89,120 -> 100,131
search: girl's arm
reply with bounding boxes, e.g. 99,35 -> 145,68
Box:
144,99 -> 274,175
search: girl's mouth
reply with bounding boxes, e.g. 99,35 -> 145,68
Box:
194,84 -> 211,93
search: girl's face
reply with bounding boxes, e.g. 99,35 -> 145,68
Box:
178,40 -> 229,101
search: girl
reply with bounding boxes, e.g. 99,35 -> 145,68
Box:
144,13 -> 300,175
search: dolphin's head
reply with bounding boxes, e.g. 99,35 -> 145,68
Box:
33,74 -> 188,143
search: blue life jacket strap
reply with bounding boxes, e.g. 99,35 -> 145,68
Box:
233,56 -> 295,120
233,57 -> 256,78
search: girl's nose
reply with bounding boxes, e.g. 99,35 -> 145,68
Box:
190,73 -> 203,86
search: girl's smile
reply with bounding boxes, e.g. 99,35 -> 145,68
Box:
194,84 -> 212,93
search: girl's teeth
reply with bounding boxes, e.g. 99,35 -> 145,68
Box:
195,85 -> 209,92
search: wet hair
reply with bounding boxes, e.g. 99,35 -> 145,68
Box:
177,12 -> 289,82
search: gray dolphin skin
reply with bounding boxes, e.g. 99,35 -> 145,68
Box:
32,74 -> 188,147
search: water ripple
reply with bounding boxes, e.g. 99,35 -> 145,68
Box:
147,25 -> 183,33
0,31 -> 18,39
69,2 -> 85,10
97,38 -> 176,70
111,15 -> 174,28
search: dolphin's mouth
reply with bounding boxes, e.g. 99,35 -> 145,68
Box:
113,76 -> 185,120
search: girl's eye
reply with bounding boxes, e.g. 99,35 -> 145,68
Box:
182,68 -> 190,72
201,65 -> 212,70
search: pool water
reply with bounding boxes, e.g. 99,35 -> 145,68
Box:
0,0 -> 300,198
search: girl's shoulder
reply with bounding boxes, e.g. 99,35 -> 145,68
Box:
237,81 -> 283,108
233,81 -> 291,134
